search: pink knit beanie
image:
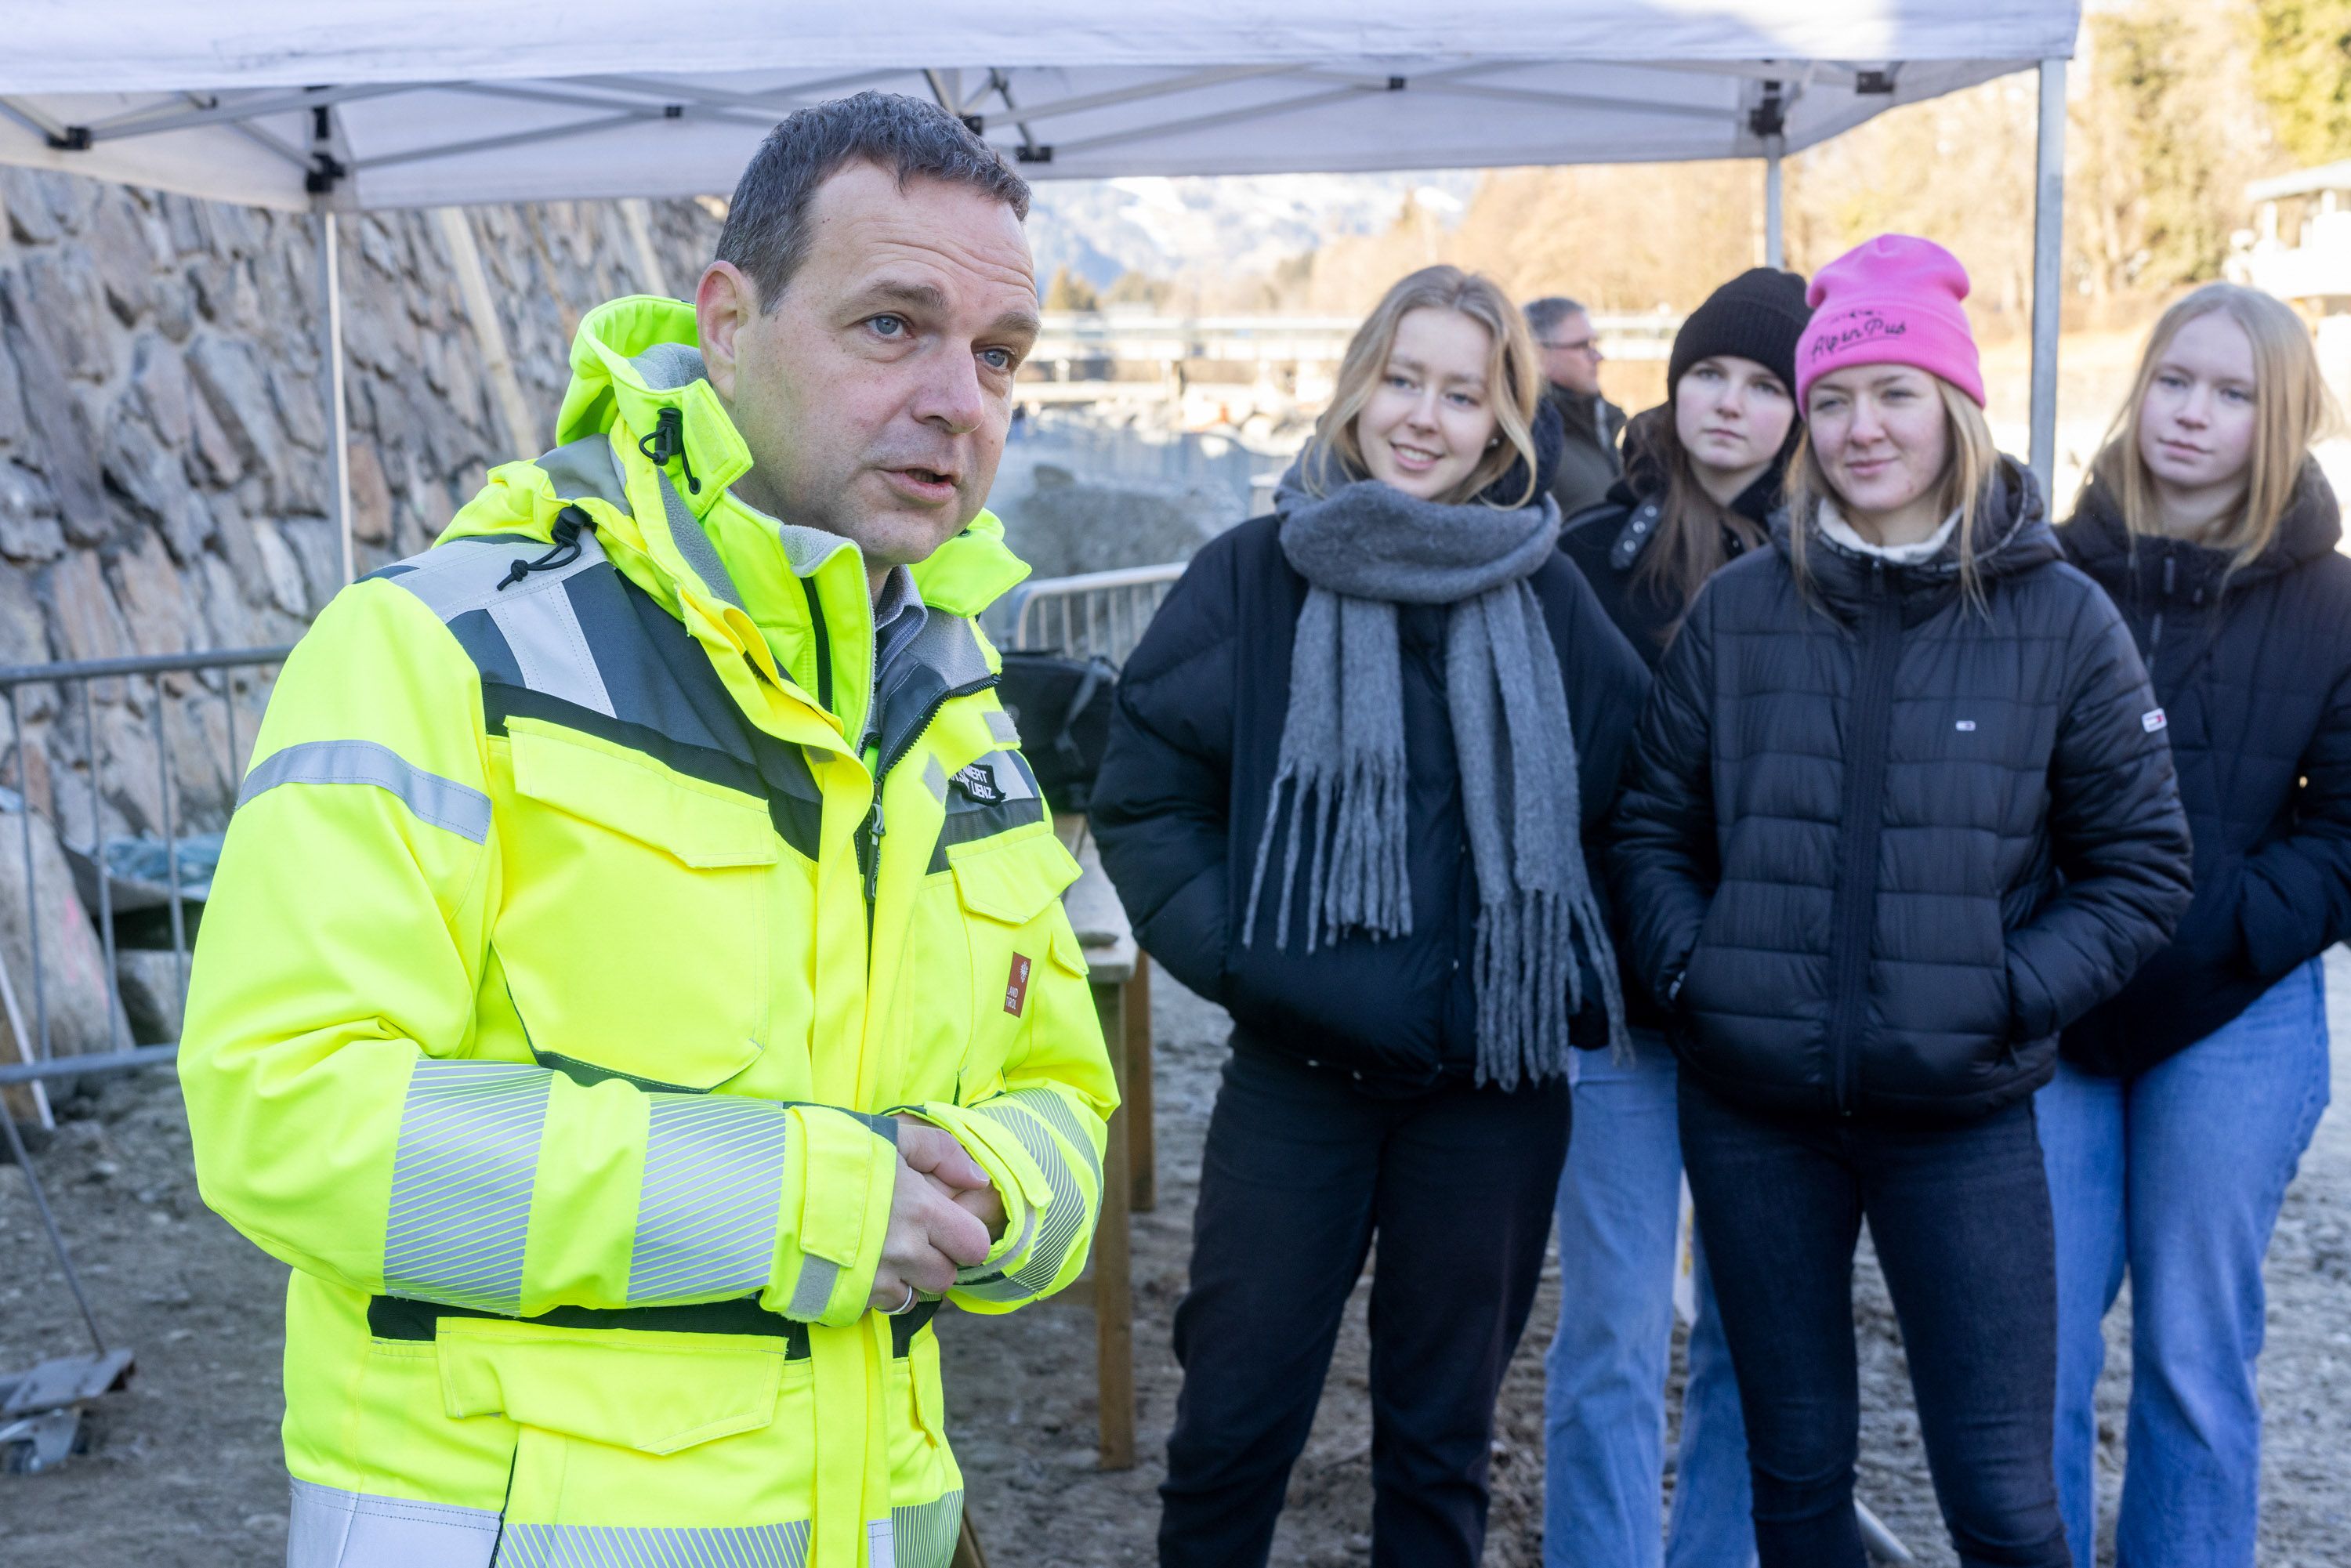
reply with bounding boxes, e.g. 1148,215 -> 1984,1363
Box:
1794,234 -> 1983,409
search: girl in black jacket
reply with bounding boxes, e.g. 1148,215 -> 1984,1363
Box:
2040,284 -> 2349,1568
1613,236 -> 2193,1568
1091,265 -> 1647,1568
1548,266 -> 1811,1568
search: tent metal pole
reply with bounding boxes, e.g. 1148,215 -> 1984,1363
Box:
1764,138 -> 1785,269
321,212 -> 354,585
2028,57 -> 2067,496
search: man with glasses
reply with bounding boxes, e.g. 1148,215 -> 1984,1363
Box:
1527,295 -> 1625,518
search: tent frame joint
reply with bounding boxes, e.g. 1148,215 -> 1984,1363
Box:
45,125 -> 91,152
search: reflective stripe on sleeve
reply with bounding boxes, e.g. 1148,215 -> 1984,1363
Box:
238,739 -> 493,843
498,1519 -> 813,1567
287,1477 -> 501,1568
958,1092 -> 1095,1302
382,1061 -> 550,1313
627,1095 -> 792,1304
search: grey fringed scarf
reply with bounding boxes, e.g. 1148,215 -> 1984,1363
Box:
1241,462 -> 1628,1088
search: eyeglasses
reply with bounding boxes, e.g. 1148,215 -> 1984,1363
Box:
1538,339 -> 1603,357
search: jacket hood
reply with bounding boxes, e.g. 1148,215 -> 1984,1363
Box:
480,294 -> 1028,619
2063,459 -> 2343,598
1773,455 -> 2056,620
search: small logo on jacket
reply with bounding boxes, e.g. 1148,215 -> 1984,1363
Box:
954,762 -> 1005,805
2143,708 -> 2168,733
1954,719 -> 1976,732
1004,954 -> 1032,1016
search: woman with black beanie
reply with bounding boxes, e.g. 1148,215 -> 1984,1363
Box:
1091,265 -> 1647,1568
1545,266 -> 1808,1568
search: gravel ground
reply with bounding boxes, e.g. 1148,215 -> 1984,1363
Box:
4,951 -> 2348,1564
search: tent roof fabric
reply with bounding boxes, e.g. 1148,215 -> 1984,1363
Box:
1,2 -> 2078,211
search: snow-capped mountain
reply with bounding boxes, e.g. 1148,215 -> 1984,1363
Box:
1026,172 -> 1478,288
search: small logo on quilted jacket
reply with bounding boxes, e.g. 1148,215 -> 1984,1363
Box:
2143,708 -> 2168,733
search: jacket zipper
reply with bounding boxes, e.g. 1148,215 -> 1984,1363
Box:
859,668 -> 1002,913
1824,559 -> 1900,1117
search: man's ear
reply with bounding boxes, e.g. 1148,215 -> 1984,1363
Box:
696,262 -> 759,404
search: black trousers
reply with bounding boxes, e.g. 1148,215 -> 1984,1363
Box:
1678,1077 -> 2070,1568
1157,1045 -> 1570,1568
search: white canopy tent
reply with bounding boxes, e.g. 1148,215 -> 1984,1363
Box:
0,1 -> 2081,578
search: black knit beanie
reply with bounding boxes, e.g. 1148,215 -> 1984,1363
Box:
1666,267 -> 1812,397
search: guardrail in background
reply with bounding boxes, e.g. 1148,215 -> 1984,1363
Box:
0,645 -> 292,1101
994,563 -> 1188,669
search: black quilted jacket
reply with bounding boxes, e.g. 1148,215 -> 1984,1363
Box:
1613,459 -> 2193,1121
2059,467 -> 2351,1076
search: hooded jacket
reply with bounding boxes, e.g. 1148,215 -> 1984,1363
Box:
2060,465 -> 2351,1075
180,296 -> 1117,1568
1090,414 -> 1648,1092
1612,460 -> 2194,1121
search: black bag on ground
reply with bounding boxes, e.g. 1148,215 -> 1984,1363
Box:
995,651 -> 1118,813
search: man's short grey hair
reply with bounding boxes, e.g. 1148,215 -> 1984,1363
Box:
715,92 -> 1031,310
1523,296 -> 1589,340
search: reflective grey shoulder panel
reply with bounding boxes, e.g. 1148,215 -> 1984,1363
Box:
379,531 -> 611,627
239,740 -> 492,844
287,1477 -> 499,1568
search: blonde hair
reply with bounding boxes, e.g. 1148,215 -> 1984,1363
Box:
1302,265 -> 1545,509
1786,377 -> 2001,608
2094,282 -> 2332,566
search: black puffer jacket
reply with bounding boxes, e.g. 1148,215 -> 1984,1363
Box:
1091,501 -> 1648,1093
2060,466 -> 2351,1076
1613,460 -> 2194,1121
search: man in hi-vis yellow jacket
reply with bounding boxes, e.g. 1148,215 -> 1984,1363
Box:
181,93 -> 1116,1568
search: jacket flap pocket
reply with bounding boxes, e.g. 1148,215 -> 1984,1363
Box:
436,1318 -> 783,1456
509,721 -> 777,869
947,831 -> 1082,925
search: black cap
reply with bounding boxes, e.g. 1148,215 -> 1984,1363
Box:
1668,267 -> 1812,399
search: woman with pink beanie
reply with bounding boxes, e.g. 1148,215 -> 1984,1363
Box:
1612,235 -> 2193,1568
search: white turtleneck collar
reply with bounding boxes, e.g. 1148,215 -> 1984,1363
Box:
1817,497 -> 1962,565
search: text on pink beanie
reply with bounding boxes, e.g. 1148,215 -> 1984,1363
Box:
1794,234 -> 1984,410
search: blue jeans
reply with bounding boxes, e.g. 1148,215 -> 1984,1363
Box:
1545,1037 -> 1755,1568
1682,1079 -> 2069,1568
2038,956 -> 2333,1568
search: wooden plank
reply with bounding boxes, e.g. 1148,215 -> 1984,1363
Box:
1090,976 -> 1136,1471
1125,955 -> 1155,1213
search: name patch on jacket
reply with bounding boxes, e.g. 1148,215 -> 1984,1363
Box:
954,762 -> 1006,805
2143,708 -> 2168,733
1004,954 -> 1032,1016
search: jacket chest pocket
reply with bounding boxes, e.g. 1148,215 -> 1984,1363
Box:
939,831 -> 1086,1098
494,723 -> 780,1091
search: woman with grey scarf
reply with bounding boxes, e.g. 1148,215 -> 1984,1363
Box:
1092,266 -> 1649,1568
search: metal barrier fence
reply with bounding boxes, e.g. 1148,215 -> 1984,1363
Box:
994,563 -> 1186,668
0,644 -> 292,1102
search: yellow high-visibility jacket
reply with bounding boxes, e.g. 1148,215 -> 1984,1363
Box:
181,295 -> 1117,1568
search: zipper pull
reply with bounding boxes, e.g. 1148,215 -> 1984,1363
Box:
637,407 -> 701,494
863,795 -> 886,904
2162,551 -> 2176,596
